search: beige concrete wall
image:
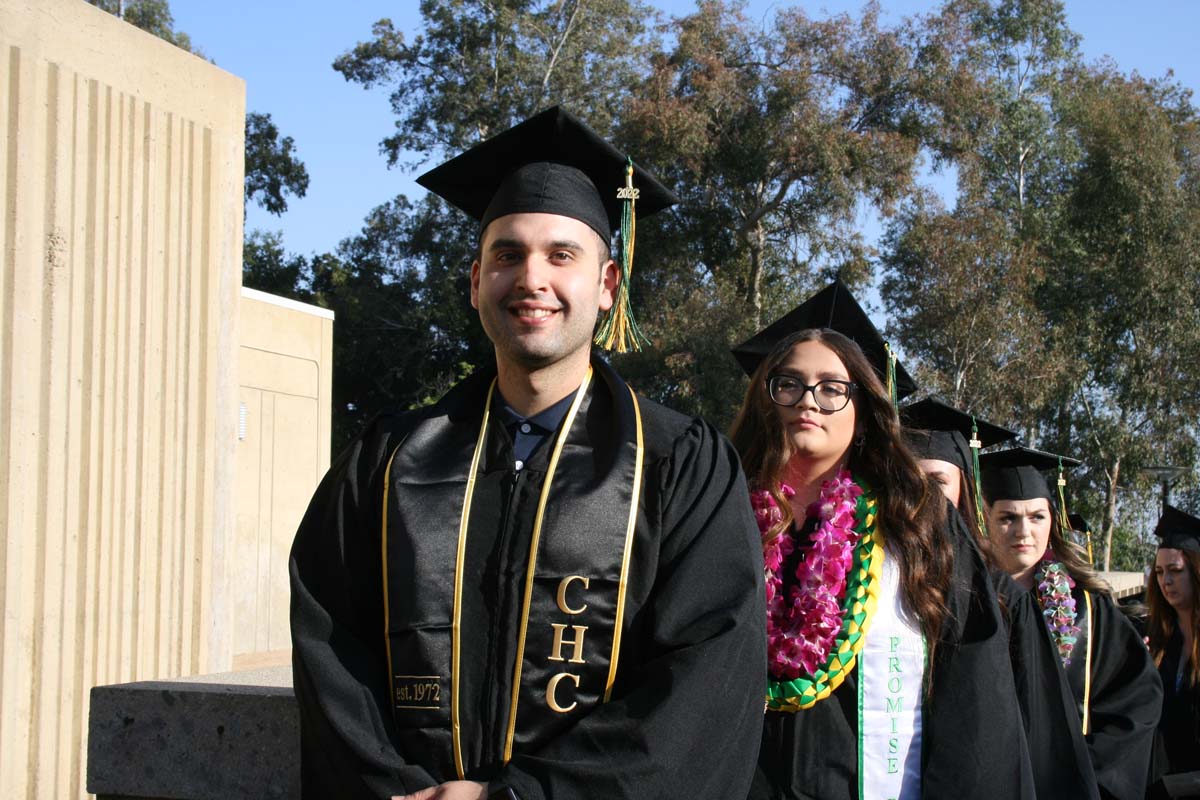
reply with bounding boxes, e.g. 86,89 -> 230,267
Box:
235,287 -> 333,670
0,1 -> 245,797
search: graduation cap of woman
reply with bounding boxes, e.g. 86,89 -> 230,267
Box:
1155,504 -> 1200,553
979,446 -> 1083,505
730,277 -> 917,402
416,106 -> 678,353
901,397 -> 1017,476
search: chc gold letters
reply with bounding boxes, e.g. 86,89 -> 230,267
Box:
556,575 -> 590,615
546,672 -> 581,713
549,623 -> 588,664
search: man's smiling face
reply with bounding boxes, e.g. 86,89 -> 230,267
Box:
471,212 -> 616,372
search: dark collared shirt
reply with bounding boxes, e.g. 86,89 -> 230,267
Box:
494,389 -> 577,470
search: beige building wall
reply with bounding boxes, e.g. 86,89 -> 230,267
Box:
235,287 -> 333,670
0,1 -> 245,797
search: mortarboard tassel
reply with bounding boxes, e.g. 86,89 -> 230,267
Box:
970,416 -> 988,537
595,158 -> 649,353
884,344 -> 899,410
1056,456 -> 1074,539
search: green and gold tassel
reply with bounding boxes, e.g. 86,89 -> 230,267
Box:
1056,457 -> 1073,534
970,417 -> 988,537
884,343 -> 899,410
595,158 -> 649,353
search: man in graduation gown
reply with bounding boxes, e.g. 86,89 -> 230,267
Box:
288,107 -> 768,800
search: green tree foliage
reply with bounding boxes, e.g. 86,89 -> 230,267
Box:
243,231 -> 313,299
333,0 -> 659,163
881,0 -> 1200,570
613,0 -> 957,424
1043,66 -> 1200,568
245,112 -> 311,216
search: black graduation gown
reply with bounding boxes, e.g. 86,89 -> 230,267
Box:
289,357 -> 768,799
994,571 -> 1101,800
1149,629 -> 1200,798
750,507 -> 1038,800
1052,587 -> 1162,800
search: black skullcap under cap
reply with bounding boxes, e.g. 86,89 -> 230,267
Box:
415,106 -> 678,247
1156,504 -> 1200,553
730,277 -> 917,399
980,446 -> 1082,504
902,398 -> 1018,475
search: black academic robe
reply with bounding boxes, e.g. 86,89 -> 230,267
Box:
1052,587 -> 1162,800
289,356 -> 767,799
750,508 -> 1039,800
1148,629 -> 1200,797
995,572 -> 1101,800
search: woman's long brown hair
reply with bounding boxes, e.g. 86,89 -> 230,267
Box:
729,328 -> 954,661
1049,515 -> 1111,595
1147,548 -> 1200,687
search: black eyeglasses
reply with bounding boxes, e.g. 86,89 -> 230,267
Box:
766,375 -> 857,412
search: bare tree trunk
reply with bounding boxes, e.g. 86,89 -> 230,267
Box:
747,222 -> 765,328
1102,456 -> 1121,571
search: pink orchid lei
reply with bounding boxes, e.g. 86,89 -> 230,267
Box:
754,470 -> 864,680
1034,552 -> 1080,666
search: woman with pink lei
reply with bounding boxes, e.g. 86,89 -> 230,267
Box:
732,281 -> 1048,800
980,448 -> 1161,800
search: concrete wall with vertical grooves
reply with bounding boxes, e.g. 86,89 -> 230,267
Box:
0,1 -> 245,797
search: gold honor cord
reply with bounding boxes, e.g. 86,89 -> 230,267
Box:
604,386 -> 645,702
450,379 -> 498,779
503,368 -> 595,763
1082,591 -> 1094,735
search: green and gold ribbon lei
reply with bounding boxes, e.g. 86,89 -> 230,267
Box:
595,158 -> 648,353
767,484 -> 884,712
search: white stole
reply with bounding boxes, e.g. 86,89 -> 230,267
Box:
858,551 -> 925,799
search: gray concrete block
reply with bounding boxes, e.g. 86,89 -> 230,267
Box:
87,667 -> 299,800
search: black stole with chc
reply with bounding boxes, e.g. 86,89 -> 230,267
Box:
380,359 -> 644,779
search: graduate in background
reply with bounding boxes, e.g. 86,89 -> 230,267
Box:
900,397 -> 1016,545
731,279 -> 1042,800
981,448 -> 1162,800
1147,504 -> 1200,798
289,107 -> 767,800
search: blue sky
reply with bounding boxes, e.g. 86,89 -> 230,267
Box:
170,0 -> 1200,261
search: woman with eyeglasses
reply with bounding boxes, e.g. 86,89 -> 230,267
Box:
731,324 -> 1051,800
980,450 -> 1161,800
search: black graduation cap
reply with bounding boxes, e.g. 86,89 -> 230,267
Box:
1155,504 -> 1200,553
979,446 -> 1082,504
730,278 -> 917,399
415,105 -> 678,246
901,398 -> 1018,475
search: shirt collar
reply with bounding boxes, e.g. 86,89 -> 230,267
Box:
494,388 -> 578,434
